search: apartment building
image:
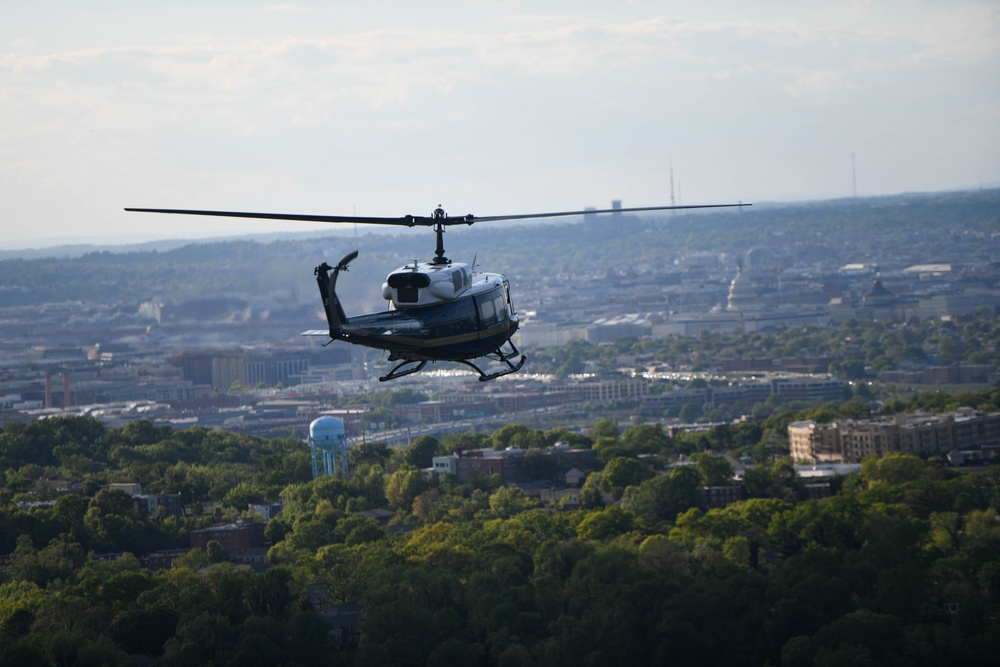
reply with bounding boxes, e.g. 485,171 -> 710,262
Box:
789,408 -> 1000,463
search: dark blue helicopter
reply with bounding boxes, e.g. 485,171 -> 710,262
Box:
125,203 -> 747,381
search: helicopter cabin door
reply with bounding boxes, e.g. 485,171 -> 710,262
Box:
475,288 -> 509,338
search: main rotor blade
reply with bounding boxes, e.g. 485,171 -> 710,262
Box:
469,202 -> 748,223
125,202 -> 749,227
123,208 -> 436,227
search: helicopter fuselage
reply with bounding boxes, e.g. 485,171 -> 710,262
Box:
308,253 -> 525,380
306,269 -> 519,362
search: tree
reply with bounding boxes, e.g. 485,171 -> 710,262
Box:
89,489 -> 134,517
621,424 -> 672,454
401,435 -> 441,469
588,419 -> 619,441
207,540 -> 226,563
522,449 -> 559,482
576,506 -> 634,541
696,454 -> 733,486
623,467 -> 703,527
243,567 -> 295,617
679,402 -> 703,423
860,452 -> 927,488
492,423 -> 533,450
580,473 -> 605,509
600,457 -> 653,500
385,469 -> 429,512
222,482 -> 264,511
51,495 -> 89,536
488,486 -> 538,519
109,607 -> 179,656
349,441 -> 393,470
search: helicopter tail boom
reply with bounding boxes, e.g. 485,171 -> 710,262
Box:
315,250 -> 358,334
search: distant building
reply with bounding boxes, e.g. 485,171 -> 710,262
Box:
432,445 -> 595,484
789,408 -> 1000,463
803,482 -> 832,500
142,549 -> 189,570
701,485 -> 743,509
641,375 -> 845,417
879,364 -> 996,385
190,520 -> 266,558
132,493 -> 183,518
108,482 -> 142,495
453,447 -> 526,484
727,261 -> 759,312
249,503 -> 283,520
321,603 -> 362,647
234,547 -> 270,573
173,351 -> 248,391
357,508 -> 395,526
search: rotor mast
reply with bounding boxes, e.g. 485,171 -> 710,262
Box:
432,206 -> 449,265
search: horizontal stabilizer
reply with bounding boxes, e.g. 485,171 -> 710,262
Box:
301,330 -> 330,337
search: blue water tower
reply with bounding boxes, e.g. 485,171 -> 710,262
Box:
309,416 -> 349,479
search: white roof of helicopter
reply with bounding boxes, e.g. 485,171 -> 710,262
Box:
383,260 -> 505,308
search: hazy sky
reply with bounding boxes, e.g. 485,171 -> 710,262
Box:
2,0 -> 998,247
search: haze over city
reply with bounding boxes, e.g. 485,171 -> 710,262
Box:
2,0 -> 998,248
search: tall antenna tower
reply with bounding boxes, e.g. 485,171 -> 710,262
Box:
670,160 -> 676,207
852,151 -> 857,198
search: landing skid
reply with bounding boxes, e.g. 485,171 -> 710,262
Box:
377,340 -> 526,382
379,359 -> 427,382
458,339 -> 526,382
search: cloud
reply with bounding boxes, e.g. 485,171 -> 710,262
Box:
263,3 -> 308,13
783,68 -> 855,98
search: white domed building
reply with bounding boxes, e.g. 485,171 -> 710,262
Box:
727,261 -> 760,312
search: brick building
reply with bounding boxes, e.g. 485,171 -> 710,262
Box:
432,444 -> 596,484
190,520 -> 266,558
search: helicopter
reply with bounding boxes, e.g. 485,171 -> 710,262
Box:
125,202 -> 748,381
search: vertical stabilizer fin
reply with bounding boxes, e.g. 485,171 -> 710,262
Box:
315,250 -> 358,335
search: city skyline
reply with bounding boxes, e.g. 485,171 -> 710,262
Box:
2,0 -> 998,248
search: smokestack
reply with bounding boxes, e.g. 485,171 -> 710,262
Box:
45,374 -> 52,408
62,372 -> 71,408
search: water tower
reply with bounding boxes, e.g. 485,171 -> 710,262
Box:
308,416 -> 349,480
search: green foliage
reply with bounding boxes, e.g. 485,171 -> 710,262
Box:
385,469 -> 430,512
109,606 -> 179,655
588,419 -> 619,441
488,486 -> 539,520
4,386 -> 1000,665
400,435 -> 441,469
599,457 -> 653,500
861,452 -> 929,488
695,453 -> 734,486
576,506 -> 635,541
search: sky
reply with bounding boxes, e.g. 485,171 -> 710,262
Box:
2,0 -> 998,248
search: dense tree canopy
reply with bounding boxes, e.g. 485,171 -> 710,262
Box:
2,390 -> 1000,665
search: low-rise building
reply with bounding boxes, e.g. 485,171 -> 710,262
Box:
789,408 -> 1000,463
432,445 -> 596,484
190,520 -> 266,558
701,485 -> 743,509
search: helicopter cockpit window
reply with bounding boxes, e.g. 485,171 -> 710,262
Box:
479,297 -> 496,326
493,295 -> 507,321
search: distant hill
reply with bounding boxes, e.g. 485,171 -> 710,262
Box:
0,189 -> 996,310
